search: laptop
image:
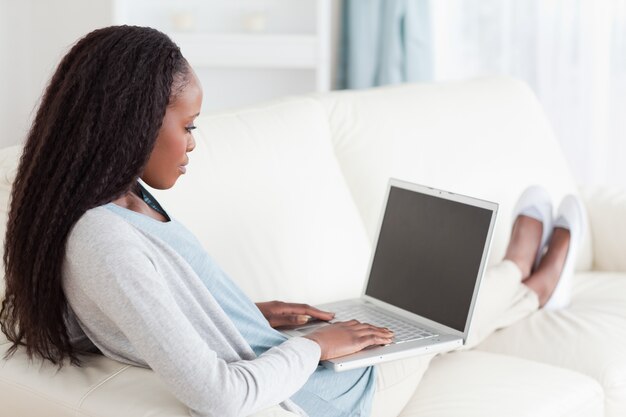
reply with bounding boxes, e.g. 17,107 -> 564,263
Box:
279,178 -> 498,371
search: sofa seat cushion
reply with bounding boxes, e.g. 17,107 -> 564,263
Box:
400,350 -> 603,417
0,343 -> 188,417
478,272 -> 626,417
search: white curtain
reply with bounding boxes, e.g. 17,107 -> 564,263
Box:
429,0 -> 626,187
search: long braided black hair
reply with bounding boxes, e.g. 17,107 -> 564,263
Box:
0,25 -> 189,368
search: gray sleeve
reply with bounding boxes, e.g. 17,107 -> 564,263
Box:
63,216 -> 321,417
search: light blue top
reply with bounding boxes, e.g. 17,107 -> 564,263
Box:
104,202 -> 376,417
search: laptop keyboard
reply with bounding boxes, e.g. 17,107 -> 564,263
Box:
331,304 -> 438,344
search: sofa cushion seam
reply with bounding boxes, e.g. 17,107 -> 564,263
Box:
0,378 -> 100,417
77,364 -> 132,408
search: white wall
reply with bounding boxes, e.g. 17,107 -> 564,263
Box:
0,0 -> 8,148
0,0 -> 111,149
0,0 -> 32,149
0,0 -> 341,149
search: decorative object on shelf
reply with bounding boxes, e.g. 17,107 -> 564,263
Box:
170,10 -> 196,32
242,9 -> 268,33
112,0 -> 332,110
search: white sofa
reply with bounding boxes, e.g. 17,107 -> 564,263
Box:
1,77 -> 625,416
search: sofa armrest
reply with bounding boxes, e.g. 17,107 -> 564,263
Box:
581,185 -> 626,272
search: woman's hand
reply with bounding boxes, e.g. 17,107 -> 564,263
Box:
303,320 -> 394,360
255,300 -> 335,328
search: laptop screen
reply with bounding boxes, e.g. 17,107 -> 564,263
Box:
365,185 -> 494,333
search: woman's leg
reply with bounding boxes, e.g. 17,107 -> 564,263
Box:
463,214 -> 573,349
369,216 -> 540,417
456,215 -> 540,348
368,262 -> 535,417
369,353 -> 436,417
462,258 -> 539,349
369,259 -> 537,417
522,228 -> 571,307
369,215 -> 571,416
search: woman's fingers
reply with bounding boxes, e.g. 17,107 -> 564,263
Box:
269,302 -> 335,322
336,319 -> 361,326
304,321 -> 395,360
269,314 -> 309,327
350,322 -> 389,330
291,303 -> 335,321
322,320 -> 396,343
335,321 -> 395,347
352,327 -> 394,338
349,324 -> 395,349
271,305 -> 395,349
359,333 -> 394,346
290,314 -> 311,324
338,321 -> 393,333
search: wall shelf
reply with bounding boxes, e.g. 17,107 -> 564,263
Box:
112,0 -> 332,110
170,33 -> 319,69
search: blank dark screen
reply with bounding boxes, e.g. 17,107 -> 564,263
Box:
365,186 -> 493,332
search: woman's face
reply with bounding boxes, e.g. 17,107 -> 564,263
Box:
141,69 -> 203,189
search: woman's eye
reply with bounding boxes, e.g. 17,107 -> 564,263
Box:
185,125 -> 197,133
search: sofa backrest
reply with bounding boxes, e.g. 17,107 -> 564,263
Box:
0,78 -> 593,330
0,101 -> 371,340
314,77 -> 593,271
150,98 -> 372,304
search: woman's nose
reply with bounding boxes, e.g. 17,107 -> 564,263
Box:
187,135 -> 196,152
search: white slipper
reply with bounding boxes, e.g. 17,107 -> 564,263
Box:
544,194 -> 587,310
512,185 -> 553,271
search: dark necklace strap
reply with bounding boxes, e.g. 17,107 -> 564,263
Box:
135,182 -> 170,221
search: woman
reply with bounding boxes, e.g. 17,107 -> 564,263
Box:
0,26 -> 585,417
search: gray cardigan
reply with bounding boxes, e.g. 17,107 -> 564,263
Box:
62,206 -> 321,417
